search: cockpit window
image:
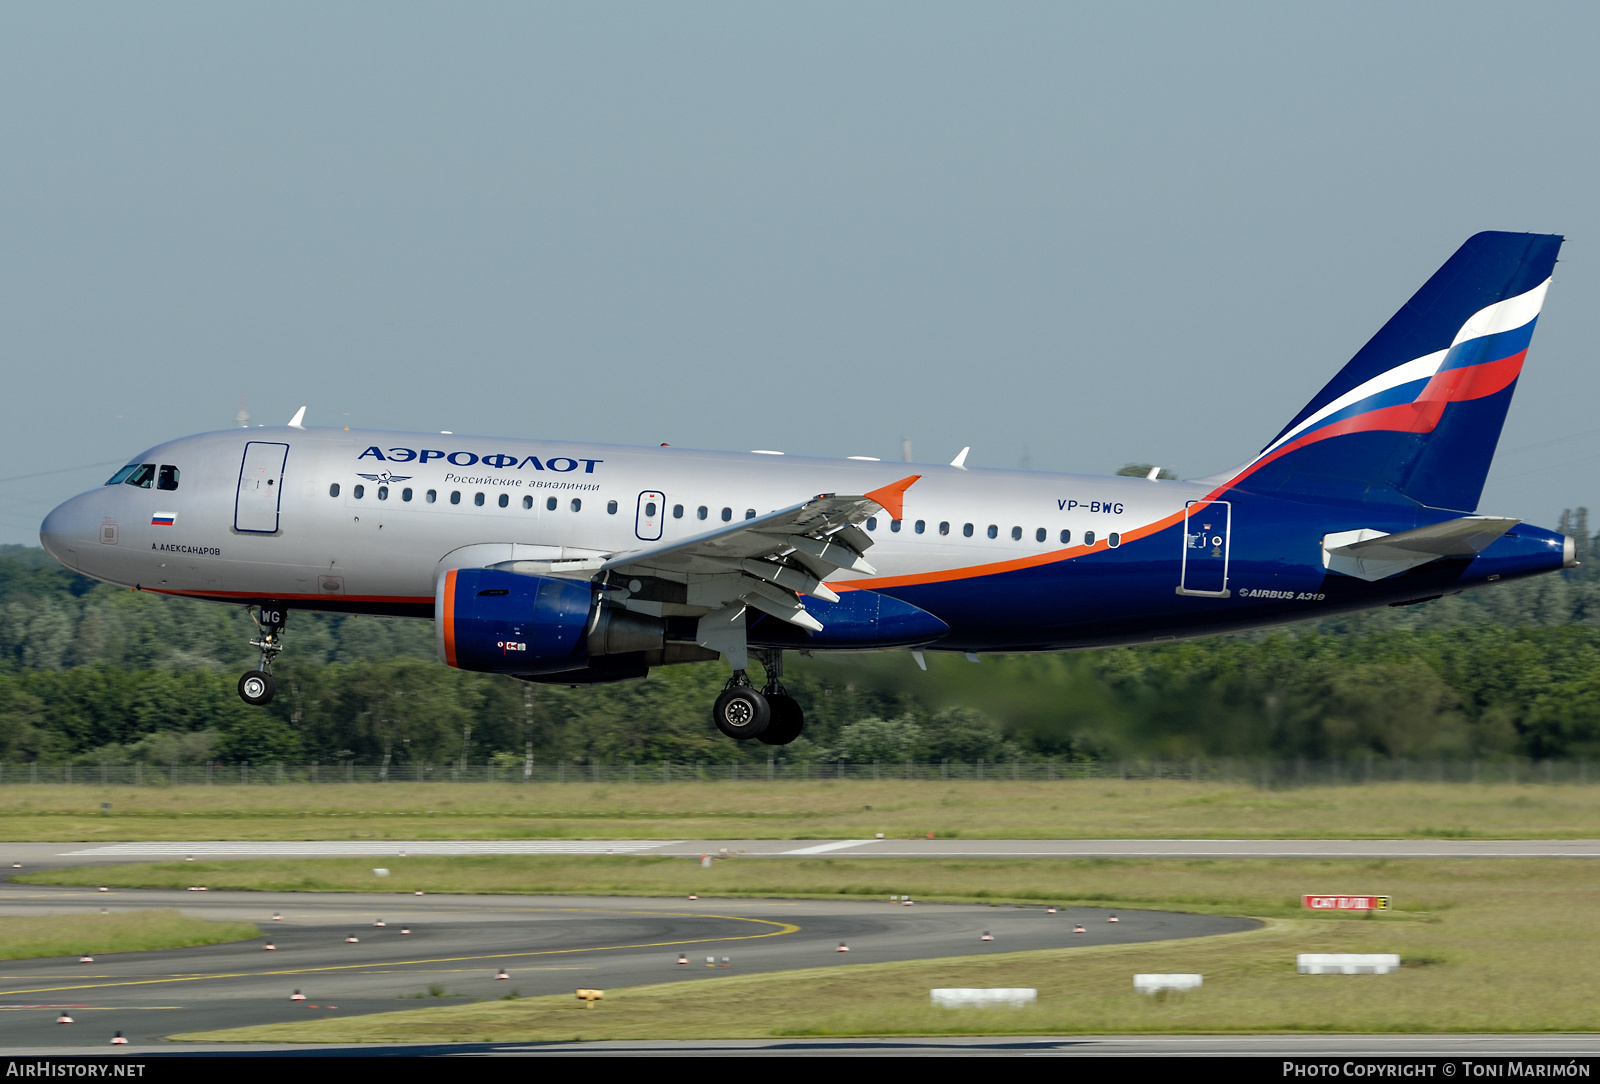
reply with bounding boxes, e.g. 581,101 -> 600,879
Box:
121,464 -> 156,489
157,465 -> 180,491
105,465 -> 141,486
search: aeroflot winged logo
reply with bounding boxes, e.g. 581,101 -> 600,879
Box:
356,470 -> 413,484
357,447 -> 603,473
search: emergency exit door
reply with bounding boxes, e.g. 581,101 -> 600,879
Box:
235,442 -> 289,533
635,491 -> 665,541
1177,499 -> 1231,597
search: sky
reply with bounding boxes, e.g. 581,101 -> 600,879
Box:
2,2 -> 1599,544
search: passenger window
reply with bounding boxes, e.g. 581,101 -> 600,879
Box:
915,520 -> 926,534
890,520 -> 902,533
746,509 -> 756,519
498,493 -> 508,508
607,500 -> 619,514
646,502 -> 658,517
697,506 -> 708,520
547,497 -> 557,511
329,483 -> 340,498
523,495 -> 533,510
157,465 -> 180,491
474,492 -> 485,507
450,491 -> 461,505
1085,530 -> 1096,546
866,516 -> 878,531
962,523 -> 972,538
987,525 -> 998,539
426,489 -> 437,503
1109,532 -> 1121,548
939,521 -> 950,536
673,504 -> 684,519
377,486 -> 389,500
354,485 -> 365,500
571,498 -> 582,512
402,487 -> 413,502
1011,526 -> 1022,541
105,465 -> 140,486
1035,527 -> 1045,543
124,464 -> 156,489
721,507 -> 732,522
1060,529 -> 1071,544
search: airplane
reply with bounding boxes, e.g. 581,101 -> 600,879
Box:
39,231 -> 1572,746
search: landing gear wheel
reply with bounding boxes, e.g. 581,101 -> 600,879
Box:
759,693 -> 804,746
712,687 -> 770,740
238,671 -> 276,706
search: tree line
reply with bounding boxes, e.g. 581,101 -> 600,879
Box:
1,508 -> 1599,765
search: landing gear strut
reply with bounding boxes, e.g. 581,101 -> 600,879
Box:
238,604 -> 286,706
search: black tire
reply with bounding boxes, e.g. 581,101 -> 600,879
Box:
712,687 -> 770,740
759,693 -> 804,746
238,671 -> 276,706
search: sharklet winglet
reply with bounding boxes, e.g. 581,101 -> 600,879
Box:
863,475 -> 921,521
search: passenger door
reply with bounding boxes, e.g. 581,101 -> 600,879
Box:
1178,499 -> 1231,597
235,442 -> 289,533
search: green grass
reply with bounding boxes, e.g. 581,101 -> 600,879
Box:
170,857 -> 1600,1041
3,780 -> 1600,841
0,909 -> 258,960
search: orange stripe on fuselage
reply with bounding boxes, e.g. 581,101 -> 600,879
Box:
831,505 -> 1195,592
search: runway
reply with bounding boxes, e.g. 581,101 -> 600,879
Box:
0,883 -> 1255,1048
8,838 -> 1600,869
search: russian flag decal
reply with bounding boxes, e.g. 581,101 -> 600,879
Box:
151,512 -> 176,526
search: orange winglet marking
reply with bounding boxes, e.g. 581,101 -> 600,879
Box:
863,475 -> 921,521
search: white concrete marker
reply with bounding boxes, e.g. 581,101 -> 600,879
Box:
1134,974 -> 1203,994
1297,953 -> 1400,975
931,988 -> 1037,1008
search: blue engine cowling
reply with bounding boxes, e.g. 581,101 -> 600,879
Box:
436,568 -> 594,675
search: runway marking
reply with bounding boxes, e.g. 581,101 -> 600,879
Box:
0,910 -> 801,998
782,840 -> 878,855
60,841 -> 682,857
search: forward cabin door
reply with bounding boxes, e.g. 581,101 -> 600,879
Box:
1177,499 -> 1231,597
235,442 -> 289,533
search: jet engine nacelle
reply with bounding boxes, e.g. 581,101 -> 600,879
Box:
436,567 -> 681,678
436,568 -> 598,675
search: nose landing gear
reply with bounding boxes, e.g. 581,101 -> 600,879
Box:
238,605 -> 286,706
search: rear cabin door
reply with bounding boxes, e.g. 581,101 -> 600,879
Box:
235,442 -> 289,533
635,491 -> 665,541
1178,499 -> 1231,597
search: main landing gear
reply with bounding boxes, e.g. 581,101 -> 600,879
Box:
711,649 -> 804,745
238,604 -> 286,706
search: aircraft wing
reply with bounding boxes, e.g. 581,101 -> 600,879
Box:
601,475 -> 919,632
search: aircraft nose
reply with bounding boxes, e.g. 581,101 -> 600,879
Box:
40,495 -> 92,570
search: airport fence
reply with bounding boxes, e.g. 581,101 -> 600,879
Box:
0,756 -> 1595,787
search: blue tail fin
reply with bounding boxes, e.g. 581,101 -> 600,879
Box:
1228,231 -> 1562,511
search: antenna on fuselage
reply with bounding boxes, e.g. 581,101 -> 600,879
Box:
287,406 -> 307,429
950,447 -> 970,470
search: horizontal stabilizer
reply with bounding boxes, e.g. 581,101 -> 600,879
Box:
1323,517 -> 1519,581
